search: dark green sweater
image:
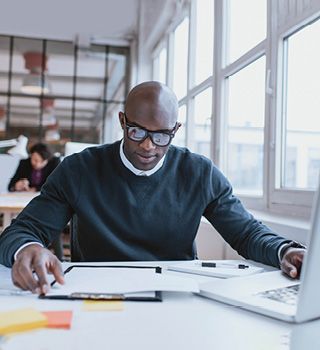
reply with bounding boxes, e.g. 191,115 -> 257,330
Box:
0,141 -> 289,267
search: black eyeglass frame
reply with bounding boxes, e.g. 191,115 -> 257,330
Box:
123,113 -> 179,147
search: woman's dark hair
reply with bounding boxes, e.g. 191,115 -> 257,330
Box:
29,143 -> 53,160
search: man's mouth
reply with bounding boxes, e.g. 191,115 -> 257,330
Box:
136,153 -> 157,164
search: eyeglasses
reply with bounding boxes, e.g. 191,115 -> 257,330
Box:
123,113 -> 178,147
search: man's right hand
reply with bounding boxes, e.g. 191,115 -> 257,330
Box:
12,244 -> 65,295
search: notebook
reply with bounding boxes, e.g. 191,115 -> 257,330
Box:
40,265 -> 199,301
199,179 -> 320,323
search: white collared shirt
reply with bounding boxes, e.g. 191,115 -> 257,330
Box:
119,139 -> 165,176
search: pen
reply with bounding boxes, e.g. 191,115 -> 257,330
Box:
201,262 -> 249,269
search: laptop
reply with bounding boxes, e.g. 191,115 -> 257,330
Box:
199,181 -> 320,323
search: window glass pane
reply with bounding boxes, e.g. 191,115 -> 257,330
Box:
229,0 -> 266,63
13,38 -> 43,96
194,0 -> 214,85
0,35 -> 129,149
0,96 -> 7,134
193,87 -> 212,158
283,19 -> 320,190
7,96 -> 40,141
173,104 -> 186,147
47,41 -> 74,97
0,36 -> 9,94
76,45 -> 106,99
0,37 -> 9,134
153,47 -> 167,84
226,57 -> 266,196
173,18 -> 189,100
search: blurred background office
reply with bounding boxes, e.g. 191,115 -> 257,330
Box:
0,0 -> 319,260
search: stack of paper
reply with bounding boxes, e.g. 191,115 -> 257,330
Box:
43,266 -> 199,300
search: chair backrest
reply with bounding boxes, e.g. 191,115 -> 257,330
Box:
70,214 -> 84,262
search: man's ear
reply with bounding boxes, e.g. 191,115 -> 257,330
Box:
119,112 -> 125,130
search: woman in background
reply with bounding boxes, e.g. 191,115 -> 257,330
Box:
8,142 -> 60,192
8,142 -> 63,260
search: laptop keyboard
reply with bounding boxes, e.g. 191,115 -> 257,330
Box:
256,284 -> 300,305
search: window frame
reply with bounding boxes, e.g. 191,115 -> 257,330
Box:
151,0 -> 320,219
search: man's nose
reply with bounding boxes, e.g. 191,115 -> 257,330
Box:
139,136 -> 156,150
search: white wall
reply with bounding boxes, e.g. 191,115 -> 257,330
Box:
0,155 -> 20,193
196,220 -> 243,260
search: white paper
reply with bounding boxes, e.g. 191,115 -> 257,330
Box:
46,267 -> 199,297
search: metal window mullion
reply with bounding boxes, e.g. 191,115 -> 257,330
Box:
5,36 -> 14,136
212,0 -> 228,168
222,40 -> 266,79
101,45 -> 109,144
70,44 -> 79,141
39,39 -> 47,141
265,0 -> 280,211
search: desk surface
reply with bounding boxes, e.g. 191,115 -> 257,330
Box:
0,192 -> 39,210
0,261 -> 319,350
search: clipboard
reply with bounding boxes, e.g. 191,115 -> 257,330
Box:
40,265 -> 163,302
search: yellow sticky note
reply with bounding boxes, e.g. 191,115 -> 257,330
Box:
82,300 -> 124,311
0,308 -> 47,335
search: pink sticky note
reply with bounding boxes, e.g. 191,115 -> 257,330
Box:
42,311 -> 73,329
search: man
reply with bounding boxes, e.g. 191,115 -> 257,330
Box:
0,81 -> 305,295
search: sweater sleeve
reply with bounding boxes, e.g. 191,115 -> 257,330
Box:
0,156 -> 81,267
202,161 -> 290,267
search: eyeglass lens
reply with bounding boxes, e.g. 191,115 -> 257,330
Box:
127,126 -> 171,146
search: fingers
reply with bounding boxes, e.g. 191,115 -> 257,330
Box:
12,258 -> 40,292
48,259 -> 65,286
280,248 -> 305,279
281,260 -> 298,278
32,260 -> 50,294
15,179 -> 30,191
12,245 -> 63,295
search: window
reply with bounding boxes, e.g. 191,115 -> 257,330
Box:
152,1 -> 320,218
228,0 -> 266,62
282,19 -> 320,190
194,0 -> 214,85
152,46 -> 167,84
193,88 -> 212,158
0,35 -> 129,153
172,18 -> 189,100
226,57 -> 266,196
173,104 -> 187,147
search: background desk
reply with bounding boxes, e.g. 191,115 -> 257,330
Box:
0,192 -> 39,231
0,261 -> 319,350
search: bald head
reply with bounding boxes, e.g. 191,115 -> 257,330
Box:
125,81 -> 179,128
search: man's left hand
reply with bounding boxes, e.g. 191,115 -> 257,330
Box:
280,248 -> 305,279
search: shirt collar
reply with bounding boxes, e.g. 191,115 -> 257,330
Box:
119,139 -> 166,176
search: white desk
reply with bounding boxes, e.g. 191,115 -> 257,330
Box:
0,192 -> 39,230
0,261 -> 319,350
